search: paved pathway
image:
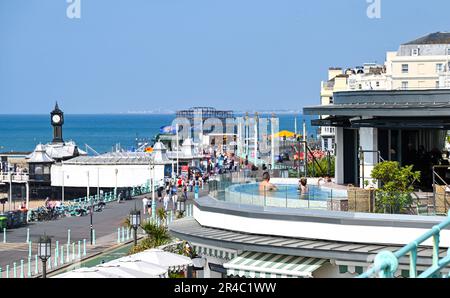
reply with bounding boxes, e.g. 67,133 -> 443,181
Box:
0,188 -> 206,276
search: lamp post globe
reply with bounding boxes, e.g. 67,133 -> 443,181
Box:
38,235 -> 52,278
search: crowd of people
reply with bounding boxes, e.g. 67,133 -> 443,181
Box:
141,168 -> 213,216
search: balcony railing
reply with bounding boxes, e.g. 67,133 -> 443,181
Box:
0,172 -> 30,183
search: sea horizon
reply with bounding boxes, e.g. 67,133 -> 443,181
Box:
0,113 -> 317,154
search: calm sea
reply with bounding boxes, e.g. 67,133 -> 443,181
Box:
0,114 -> 318,153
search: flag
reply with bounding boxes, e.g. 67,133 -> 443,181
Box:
160,125 -> 176,134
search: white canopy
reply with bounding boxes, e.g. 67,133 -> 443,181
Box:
96,263 -> 161,278
125,249 -> 193,272
53,267 -> 122,278
108,259 -> 169,277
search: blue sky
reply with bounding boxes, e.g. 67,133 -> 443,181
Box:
0,0 -> 449,114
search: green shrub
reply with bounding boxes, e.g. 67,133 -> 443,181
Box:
371,161 -> 420,214
127,219 -> 172,254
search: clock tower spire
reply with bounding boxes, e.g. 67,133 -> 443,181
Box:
51,102 -> 64,144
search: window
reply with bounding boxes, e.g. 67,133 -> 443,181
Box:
436,81 -> 441,88
436,63 -> 444,73
412,48 -> 420,56
401,81 -> 408,90
329,96 -> 333,104
447,48 -> 450,55
401,64 -> 409,74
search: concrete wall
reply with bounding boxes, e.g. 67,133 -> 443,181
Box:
193,204 -> 450,247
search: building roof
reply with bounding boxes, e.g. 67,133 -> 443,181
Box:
403,32 -> 450,45
43,141 -> 86,160
303,101 -> 450,117
26,144 -> 55,163
305,89 -> 450,117
152,141 -> 170,163
63,151 -> 171,165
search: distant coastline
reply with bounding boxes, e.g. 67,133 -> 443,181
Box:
0,110 -> 306,116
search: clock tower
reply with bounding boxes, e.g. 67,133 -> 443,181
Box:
51,102 -> 64,143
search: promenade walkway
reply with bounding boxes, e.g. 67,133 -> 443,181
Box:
0,188 -> 206,278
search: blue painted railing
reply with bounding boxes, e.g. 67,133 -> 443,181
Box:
358,211 -> 450,278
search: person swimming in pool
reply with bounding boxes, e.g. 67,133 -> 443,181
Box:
298,178 -> 309,194
259,172 -> 278,192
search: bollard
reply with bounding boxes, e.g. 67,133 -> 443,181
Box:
83,239 -> 86,256
72,242 -> 75,261
0,267 -> 2,278
26,228 -> 30,243
55,241 -> 59,266
60,246 -> 64,265
126,227 -> 130,241
67,229 -> 71,246
34,255 -> 38,275
3,228 -> 6,243
93,229 -> 96,246
77,241 -> 81,259
6,265 -> 9,279
13,262 -> 16,278
121,226 -> 125,242
20,260 -> 24,278
117,228 -> 121,243
28,241 -> 32,258
48,257 -> 51,270
66,243 -> 70,262
27,257 -> 31,277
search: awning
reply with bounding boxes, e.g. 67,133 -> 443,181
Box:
223,251 -> 327,278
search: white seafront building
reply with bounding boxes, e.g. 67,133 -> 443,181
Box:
318,32 -> 450,153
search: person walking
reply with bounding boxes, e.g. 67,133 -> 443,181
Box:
172,184 -> 178,210
183,183 -> 188,201
163,191 -> 170,211
142,197 -> 148,215
157,186 -> 163,202
189,179 -> 194,192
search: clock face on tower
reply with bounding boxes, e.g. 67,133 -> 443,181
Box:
52,114 -> 61,124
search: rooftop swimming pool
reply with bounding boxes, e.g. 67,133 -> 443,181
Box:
231,183 -> 347,201
220,182 -> 348,209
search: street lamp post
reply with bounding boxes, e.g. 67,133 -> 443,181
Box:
38,235 -> 51,278
129,209 -> 141,246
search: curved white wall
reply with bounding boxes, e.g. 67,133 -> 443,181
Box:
193,205 -> 450,248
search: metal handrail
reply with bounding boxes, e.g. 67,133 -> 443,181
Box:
358,211 -> 450,278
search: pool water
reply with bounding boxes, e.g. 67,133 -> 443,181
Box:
232,183 -> 347,201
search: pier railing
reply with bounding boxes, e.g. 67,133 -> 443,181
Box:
358,211 -> 450,278
0,172 -> 29,183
